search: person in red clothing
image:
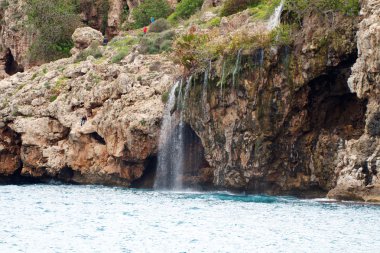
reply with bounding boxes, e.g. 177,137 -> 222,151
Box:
143,26 -> 148,35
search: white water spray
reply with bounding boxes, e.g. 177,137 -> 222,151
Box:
220,61 -> 226,103
267,0 -> 285,30
232,49 -> 242,88
154,77 -> 193,190
202,61 -> 211,119
154,81 -> 180,190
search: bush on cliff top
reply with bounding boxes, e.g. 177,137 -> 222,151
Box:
220,0 -> 260,17
149,18 -> 171,33
132,0 -> 172,28
139,30 -> 175,55
27,0 -> 81,62
167,0 -> 204,23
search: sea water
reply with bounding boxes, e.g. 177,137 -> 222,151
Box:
0,184 -> 379,253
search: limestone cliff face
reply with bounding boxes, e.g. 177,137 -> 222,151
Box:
0,27 -> 180,185
183,10 -> 364,197
328,0 -> 380,202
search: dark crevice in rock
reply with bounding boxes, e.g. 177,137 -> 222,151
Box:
90,132 -> 106,145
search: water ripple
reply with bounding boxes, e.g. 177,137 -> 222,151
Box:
0,185 -> 379,253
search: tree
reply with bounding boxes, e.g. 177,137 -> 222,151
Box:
27,0 -> 81,62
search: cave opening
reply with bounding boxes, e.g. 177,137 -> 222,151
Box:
4,49 -> 23,76
307,57 -> 368,139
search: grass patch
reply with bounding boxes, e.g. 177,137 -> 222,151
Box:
109,36 -> 138,63
167,0 -> 204,23
49,95 -> 58,102
249,0 -> 281,20
220,0 -> 260,17
205,17 -> 221,28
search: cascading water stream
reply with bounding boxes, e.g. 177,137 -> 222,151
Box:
154,81 -> 180,190
202,61 -> 211,119
174,76 -> 192,190
267,0 -> 285,30
220,61 -> 226,104
154,77 -> 193,190
232,49 -> 242,88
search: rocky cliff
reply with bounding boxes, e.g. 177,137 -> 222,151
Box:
0,0 -> 379,202
0,27 -> 179,185
327,0 -> 380,202
182,9 -> 365,197
176,0 -> 380,201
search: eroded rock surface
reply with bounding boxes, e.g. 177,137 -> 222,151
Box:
0,42 -> 180,185
184,8 -> 366,198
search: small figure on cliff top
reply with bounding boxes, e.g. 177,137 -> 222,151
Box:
143,26 -> 148,35
80,116 -> 87,126
150,17 -> 155,23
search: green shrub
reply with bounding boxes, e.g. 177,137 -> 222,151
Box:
50,95 -> 58,102
172,33 -> 211,70
27,0 -> 81,63
109,36 -> 138,63
270,24 -> 294,46
220,0 -> 260,17
206,17 -> 221,27
139,30 -> 175,54
149,18 -> 171,33
111,49 -> 129,63
161,91 -> 169,103
167,0 -> 204,23
132,0 -> 172,28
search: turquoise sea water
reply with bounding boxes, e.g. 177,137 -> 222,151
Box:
0,184 -> 379,253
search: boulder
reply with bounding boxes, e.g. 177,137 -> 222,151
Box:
72,27 -> 104,52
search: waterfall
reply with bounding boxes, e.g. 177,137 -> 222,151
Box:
267,0 -> 285,30
154,81 -> 180,190
154,77 -> 192,190
174,77 -> 192,190
202,61 -> 211,119
220,61 -> 226,104
232,49 -> 242,88
256,48 -> 264,67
